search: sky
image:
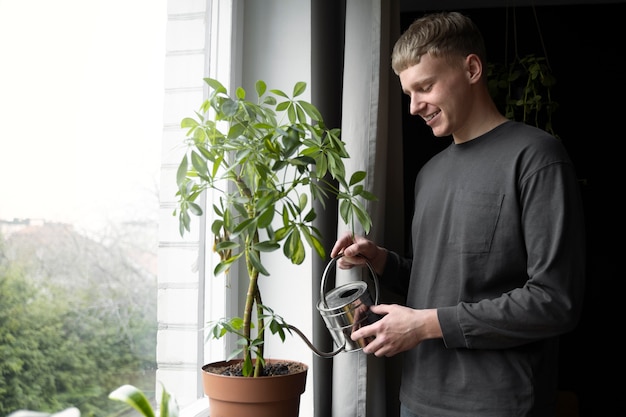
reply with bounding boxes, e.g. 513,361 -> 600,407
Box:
0,0 -> 167,232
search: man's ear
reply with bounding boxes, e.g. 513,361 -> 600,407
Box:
466,54 -> 482,84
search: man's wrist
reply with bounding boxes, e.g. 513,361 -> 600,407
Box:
372,247 -> 388,275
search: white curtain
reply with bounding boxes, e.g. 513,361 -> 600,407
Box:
330,0 -> 405,416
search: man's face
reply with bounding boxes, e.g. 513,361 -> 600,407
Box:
398,53 -> 472,139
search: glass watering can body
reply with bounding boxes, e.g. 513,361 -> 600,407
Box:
290,255 -> 381,358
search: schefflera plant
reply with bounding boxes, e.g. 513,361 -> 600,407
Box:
174,78 -> 375,377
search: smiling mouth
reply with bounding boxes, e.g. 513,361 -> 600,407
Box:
424,110 -> 440,122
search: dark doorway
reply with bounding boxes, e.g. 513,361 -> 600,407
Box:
400,4 -> 624,416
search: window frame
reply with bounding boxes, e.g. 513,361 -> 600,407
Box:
157,0 -> 242,412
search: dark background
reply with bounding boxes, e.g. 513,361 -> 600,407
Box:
400,3 -> 624,415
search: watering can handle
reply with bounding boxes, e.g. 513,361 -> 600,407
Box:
320,254 -> 380,309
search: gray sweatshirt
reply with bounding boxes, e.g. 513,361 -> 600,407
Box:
382,121 -> 586,417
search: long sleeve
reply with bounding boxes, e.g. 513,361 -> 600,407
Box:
399,121 -> 586,416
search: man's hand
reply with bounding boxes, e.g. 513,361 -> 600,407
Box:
331,232 -> 388,275
350,305 -> 442,357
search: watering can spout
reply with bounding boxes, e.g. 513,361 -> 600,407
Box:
288,324 -> 346,358
291,255 -> 381,358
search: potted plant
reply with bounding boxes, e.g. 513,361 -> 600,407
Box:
173,78 -> 375,416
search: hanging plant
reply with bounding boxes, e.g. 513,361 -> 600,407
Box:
487,6 -> 559,137
488,54 -> 558,137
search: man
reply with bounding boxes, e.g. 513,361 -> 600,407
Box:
331,11 -> 585,417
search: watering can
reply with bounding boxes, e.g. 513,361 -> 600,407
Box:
290,254 -> 381,358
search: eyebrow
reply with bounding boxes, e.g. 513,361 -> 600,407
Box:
403,75 -> 436,94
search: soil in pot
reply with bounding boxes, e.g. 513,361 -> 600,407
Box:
204,359 -> 307,377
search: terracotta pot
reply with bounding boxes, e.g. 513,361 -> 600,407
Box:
201,358 -> 308,417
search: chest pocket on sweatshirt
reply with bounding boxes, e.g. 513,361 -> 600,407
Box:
448,189 -> 504,254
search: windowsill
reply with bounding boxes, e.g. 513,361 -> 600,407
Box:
179,398 -> 210,417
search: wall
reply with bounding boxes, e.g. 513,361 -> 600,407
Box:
239,2 -> 316,414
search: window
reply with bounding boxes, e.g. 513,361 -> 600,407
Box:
0,1 -> 165,415
1,2 -> 315,416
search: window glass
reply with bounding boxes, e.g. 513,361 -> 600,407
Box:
0,1 -> 166,416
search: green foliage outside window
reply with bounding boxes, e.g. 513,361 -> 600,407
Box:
0,225 -> 157,417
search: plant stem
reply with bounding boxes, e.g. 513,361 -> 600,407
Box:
243,240 -> 258,367
254,290 -> 264,377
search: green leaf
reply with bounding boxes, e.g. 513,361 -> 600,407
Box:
188,202 -> 203,216
303,208 -> 316,222
190,151 -> 208,177
284,229 -> 305,264
159,383 -> 179,417
228,122 -> 246,139
215,241 -> 239,251
249,250 -> 270,276
253,241 -> 280,252
257,194 -> 275,211
269,319 -> 287,342
235,86 -> 246,100
292,105 -> 304,124
203,77 -> 226,94
293,81 -> 306,97
349,170 -> 367,186
360,189 -> 378,201
232,218 -> 256,238
274,226 -> 288,241
227,317 -> 244,331
276,101 -> 290,111
339,200 -> 352,226
281,205 -> 289,226
211,218 -> 224,233
257,206 -> 275,228
302,227 -> 325,259
109,385 -> 155,417
353,204 -> 372,234
298,100 -> 322,121
176,155 -> 188,189
180,117 -> 199,129
287,104 -> 296,123
242,356 -> 253,376
270,88 -> 289,98
178,210 -> 190,236
282,127 -> 301,156
214,255 -> 239,275
221,97 -> 238,117
263,95 -> 277,106
256,79 -> 267,97
298,193 -> 308,212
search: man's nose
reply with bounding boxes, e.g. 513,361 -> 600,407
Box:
409,97 -> 425,116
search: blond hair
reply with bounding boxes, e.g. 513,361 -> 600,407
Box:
391,11 -> 487,75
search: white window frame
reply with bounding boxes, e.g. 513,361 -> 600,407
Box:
157,0 -> 242,414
